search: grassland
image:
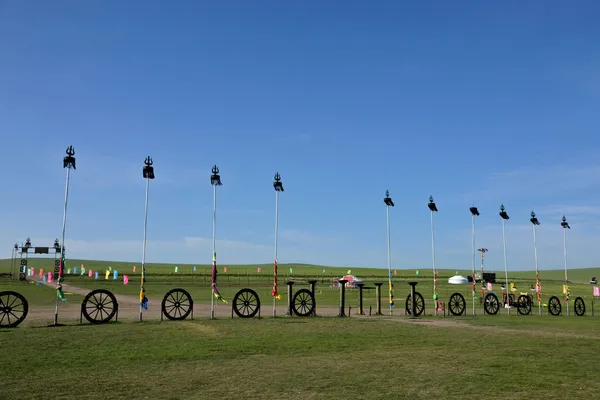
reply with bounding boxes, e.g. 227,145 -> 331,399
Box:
2,259 -> 600,399
1,316 -> 600,399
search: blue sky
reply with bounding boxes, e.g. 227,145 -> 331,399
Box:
1,1 -> 600,271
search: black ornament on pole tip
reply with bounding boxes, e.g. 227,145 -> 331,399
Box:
561,215 -> 570,229
273,172 -> 284,192
383,190 -> 394,207
53,239 -> 61,251
428,196 -> 438,212
499,204 -> 509,220
24,238 -> 32,249
13,243 -> 18,250
530,211 -> 540,225
63,146 -> 76,169
142,157 -> 155,179
469,206 -> 480,216
210,165 -> 222,186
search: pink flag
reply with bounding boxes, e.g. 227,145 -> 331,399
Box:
88,270 -> 93,278
123,275 -> 129,285
31,267 -> 35,276
487,282 -> 492,291
594,286 -> 600,297
133,265 -> 137,273
39,269 -> 44,279
47,272 -> 53,283
224,267 -> 228,273
257,267 -> 262,273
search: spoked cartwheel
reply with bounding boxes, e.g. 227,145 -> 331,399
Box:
548,296 -> 562,316
405,292 -> 425,316
0,291 -> 29,328
483,293 -> 500,315
232,288 -> 260,318
81,289 -> 118,324
292,289 -> 315,317
517,295 -> 532,315
574,296 -> 586,316
448,292 -> 466,316
162,288 -> 193,320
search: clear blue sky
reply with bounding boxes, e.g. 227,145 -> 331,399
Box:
1,1 -> 600,271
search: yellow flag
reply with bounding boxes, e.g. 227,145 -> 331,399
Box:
105,270 -> 110,280
510,282 -> 515,292
562,285 -> 567,294
347,269 -> 351,274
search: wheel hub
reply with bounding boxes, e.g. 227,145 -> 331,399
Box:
175,302 -> 180,307
243,301 -> 249,306
96,304 -> 103,310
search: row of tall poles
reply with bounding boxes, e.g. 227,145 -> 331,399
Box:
52,147 -> 574,321
384,193 -> 573,316
137,157 -> 287,320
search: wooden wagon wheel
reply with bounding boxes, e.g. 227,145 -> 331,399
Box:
232,288 -> 260,318
448,292 -> 466,316
0,291 -> 29,328
483,293 -> 500,315
517,294 -> 532,315
292,289 -> 315,317
162,288 -> 193,320
574,297 -> 585,316
81,289 -> 118,324
405,292 -> 425,316
548,296 -> 562,316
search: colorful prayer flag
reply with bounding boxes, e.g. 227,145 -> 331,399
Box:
347,269 -> 351,274
124,275 -> 129,285
105,270 -> 110,280
42,275 -> 47,282
174,266 -> 178,273
39,269 -> 44,279
257,267 -> 262,273
272,258 -> 280,299
47,272 -> 53,283
133,265 -> 137,273
95,272 -> 99,280
73,267 -> 78,275
224,267 -> 228,273
80,267 -> 85,276
88,270 -> 93,278
140,263 -> 148,310
594,287 -> 600,297
113,270 -> 118,280
193,266 -> 196,272
487,282 -> 492,291
416,270 -> 419,275
211,252 -> 228,303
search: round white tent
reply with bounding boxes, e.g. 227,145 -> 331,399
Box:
448,275 -> 469,285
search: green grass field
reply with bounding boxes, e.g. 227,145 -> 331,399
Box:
2,259 -> 600,399
1,316 -> 600,399
2,258 -> 599,312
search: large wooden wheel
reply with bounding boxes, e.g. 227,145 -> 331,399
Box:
82,289 -> 118,324
0,291 -> 29,328
448,292 -> 466,316
548,296 -> 562,316
405,292 -> 425,316
292,289 -> 315,317
517,295 -> 532,315
232,288 -> 260,318
483,293 -> 500,315
162,288 -> 193,320
574,297 -> 586,316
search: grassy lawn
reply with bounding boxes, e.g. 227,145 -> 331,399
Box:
1,316 -> 599,399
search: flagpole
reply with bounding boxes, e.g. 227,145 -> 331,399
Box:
469,207 -> 479,315
139,157 -> 154,322
210,165 -> 223,319
499,204 -> 510,315
54,146 -> 75,326
561,216 -> 570,316
383,191 -> 394,316
272,173 -> 284,317
530,212 -> 541,315
428,197 -> 439,316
